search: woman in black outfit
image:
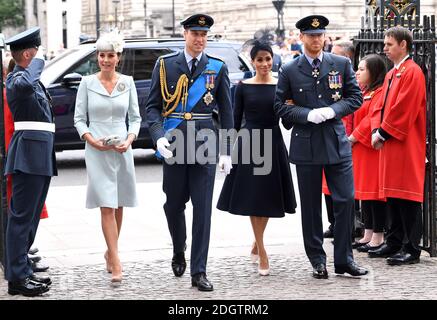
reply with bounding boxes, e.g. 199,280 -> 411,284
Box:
217,40 -> 296,275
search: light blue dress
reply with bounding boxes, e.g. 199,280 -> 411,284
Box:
74,73 -> 141,209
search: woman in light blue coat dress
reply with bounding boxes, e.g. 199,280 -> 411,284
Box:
74,31 -> 141,283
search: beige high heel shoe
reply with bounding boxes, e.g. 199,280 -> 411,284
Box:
258,256 -> 270,276
104,251 -> 112,273
111,264 -> 123,283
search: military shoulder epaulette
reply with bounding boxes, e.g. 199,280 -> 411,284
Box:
161,51 -> 179,59
206,54 -> 224,63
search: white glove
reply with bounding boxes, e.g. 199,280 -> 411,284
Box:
218,155 -> 232,175
157,137 -> 173,159
371,130 -> 385,144
35,46 -> 45,60
318,107 -> 336,120
307,109 -> 327,124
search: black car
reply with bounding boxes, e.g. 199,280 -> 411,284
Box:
41,38 -> 253,151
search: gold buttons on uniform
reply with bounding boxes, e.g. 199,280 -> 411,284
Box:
184,112 -> 193,120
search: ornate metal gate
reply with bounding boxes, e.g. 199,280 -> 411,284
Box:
354,0 -> 437,256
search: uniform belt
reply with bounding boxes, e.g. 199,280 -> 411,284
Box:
14,121 -> 55,133
167,112 -> 212,120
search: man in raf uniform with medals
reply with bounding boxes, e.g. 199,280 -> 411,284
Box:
274,15 -> 368,278
146,14 -> 233,291
3,27 -> 56,296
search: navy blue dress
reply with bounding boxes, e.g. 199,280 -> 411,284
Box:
217,82 -> 296,217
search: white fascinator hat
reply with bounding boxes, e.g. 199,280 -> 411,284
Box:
96,28 -> 125,53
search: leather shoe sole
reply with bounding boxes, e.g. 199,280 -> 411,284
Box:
31,261 -> 50,273
30,274 -> 52,286
312,272 -> 328,279
357,243 -> 383,253
387,257 -> 420,266
312,264 -> 328,279
334,265 -> 368,277
8,284 -> 49,297
28,254 -> 42,263
191,280 -> 214,291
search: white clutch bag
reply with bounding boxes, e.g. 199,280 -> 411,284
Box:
102,135 -> 123,146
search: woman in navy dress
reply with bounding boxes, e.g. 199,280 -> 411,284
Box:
217,40 -> 296,275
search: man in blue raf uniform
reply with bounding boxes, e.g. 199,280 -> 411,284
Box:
274,15 -> 368,279
146,14 -> 233,291
4,27 -> 56,296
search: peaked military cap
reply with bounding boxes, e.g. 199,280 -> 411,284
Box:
180,14 -> 214,31
296,15 -> 329,34
5,27 -> 41,51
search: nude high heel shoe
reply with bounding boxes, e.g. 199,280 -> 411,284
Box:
111,264 -> 123,283
258,256 -> 270,276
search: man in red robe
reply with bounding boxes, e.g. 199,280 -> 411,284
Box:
369,26 -> 426,265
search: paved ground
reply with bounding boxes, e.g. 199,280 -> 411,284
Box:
1,176 -> 437,301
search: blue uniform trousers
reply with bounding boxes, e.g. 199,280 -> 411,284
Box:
163,162 -> 216,276
296,160 -> 354,267
5,173 -> 51,281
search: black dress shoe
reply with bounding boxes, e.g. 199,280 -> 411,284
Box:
171,252 -> 186,277
31,260 -> 50,273
335,262 -> 368,276
356,243 -> 383,253
30,274 -> 52,286
352,241 -> 369,249
28,254 -> 42,263
368,244 -> 401,258
8,278 -> 49,297
312,263 -> 328,279
191,273 -> 214,291
323,228 -> 334,238
28,247 -> 39,255
386,251 -> 420,265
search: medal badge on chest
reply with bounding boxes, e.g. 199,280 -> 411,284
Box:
332,91 -> 342,101
328,71 -> 342,89
312,68 -> 320,78
203,72 -> 215,105
117,82 -> 126,92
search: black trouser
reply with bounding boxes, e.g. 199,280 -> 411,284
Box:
163,162 -> 216,276
362,200 -> 387,233
325,194 -> 335,227
5,173 -> 51,282
296,161 -> 355,267
326,195 -> 361,237
385,198 -> 422,256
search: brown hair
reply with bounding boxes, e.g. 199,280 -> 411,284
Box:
7,58 -> 16,74
384,26 -> 413,52
361,54 -> 387,91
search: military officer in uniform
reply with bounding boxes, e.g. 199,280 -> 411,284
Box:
274,15 -> 368,278
145,14 -> 233,291
4,27 -> 56,296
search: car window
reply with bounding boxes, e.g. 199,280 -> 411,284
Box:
123,48 -> 172,80
69,53 -> 99,76
58,51 -> 133,80
204,47 -> 250,73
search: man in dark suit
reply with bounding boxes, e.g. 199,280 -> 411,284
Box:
274,15 -> 368,278
146,14 -> 233,291
4,27 -> 56,296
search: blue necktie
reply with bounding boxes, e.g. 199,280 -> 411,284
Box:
190,58 -> 197,76
312,58 -> 320,69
